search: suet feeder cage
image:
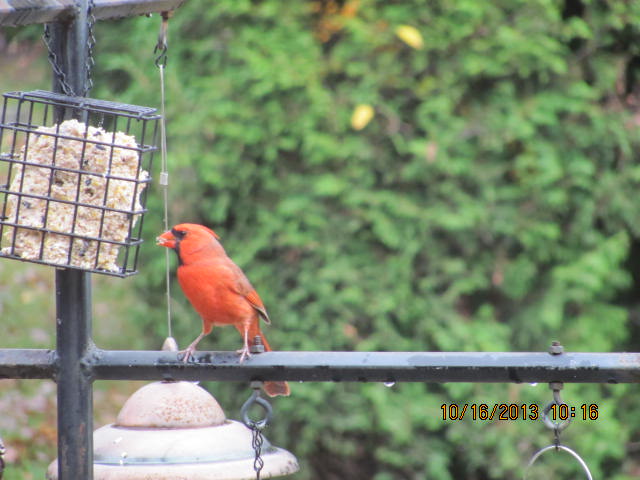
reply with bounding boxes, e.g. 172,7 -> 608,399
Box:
0,90 -> 160,277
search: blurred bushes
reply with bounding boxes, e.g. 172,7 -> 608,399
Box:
90,0 -> 640,478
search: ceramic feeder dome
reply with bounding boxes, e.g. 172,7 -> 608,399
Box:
46,381 -> 299,479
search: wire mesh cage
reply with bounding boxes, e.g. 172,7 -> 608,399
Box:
0,90 -> 160,277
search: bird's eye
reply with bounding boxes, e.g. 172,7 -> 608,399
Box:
171,228 -> 187,239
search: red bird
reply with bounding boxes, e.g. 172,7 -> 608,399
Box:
156,223 -> 290,397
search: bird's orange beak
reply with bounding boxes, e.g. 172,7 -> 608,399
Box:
156,230 -> 176,249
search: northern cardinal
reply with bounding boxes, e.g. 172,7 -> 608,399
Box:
156,223 -> 290,397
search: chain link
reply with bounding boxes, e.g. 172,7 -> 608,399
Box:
241,385 -> 273,480
42,0 -> 96,97
43,23 -> 74,96
84,0 -> 96,97
250,423 -> 265,479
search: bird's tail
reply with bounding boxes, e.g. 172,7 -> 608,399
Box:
247,326 -> 291,397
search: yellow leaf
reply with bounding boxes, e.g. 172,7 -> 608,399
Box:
351,104 -> 375,130
395,25 -> 424,50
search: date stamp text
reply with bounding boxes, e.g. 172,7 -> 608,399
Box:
440,403 -> 599,421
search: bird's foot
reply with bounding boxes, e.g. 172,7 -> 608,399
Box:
236,346 -> 251,363
179,345 -> 197,363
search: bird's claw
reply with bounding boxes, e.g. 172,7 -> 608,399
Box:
178,347 -> 196,363
236,346 -> 251,363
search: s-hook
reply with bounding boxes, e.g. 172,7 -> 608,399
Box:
154,11 -> 171,68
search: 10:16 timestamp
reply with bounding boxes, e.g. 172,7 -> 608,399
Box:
549,403 -> 599,421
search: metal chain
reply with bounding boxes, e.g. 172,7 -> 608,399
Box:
250,423 -> 265,479
84,0 -> 97,97
42,0 -> 96,97
43,24 -> 74,96
241,384 -> 273,480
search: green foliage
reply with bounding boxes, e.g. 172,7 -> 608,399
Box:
90,0 -> 640,477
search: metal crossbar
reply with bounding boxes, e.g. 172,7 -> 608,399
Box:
0,349 -> 639,383
0,0 -> 188,26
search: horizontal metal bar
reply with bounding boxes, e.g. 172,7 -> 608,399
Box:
0,348 -> 56,378
5,90 -> 162,118
91,350 -> 640,383
1,348 -> 639,383
0,0 -> 187,27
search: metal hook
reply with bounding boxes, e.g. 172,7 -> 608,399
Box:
154,44 -> 167,68
241,382 -> 273,430
541,381 -> 572,435
154,11 -> 171,68
241,383 -> 270,480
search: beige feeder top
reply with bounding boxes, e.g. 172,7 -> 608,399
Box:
46,381 -> 299,480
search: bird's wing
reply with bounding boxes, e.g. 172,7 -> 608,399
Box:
244,289 -> 271,325
228,261 -> 271,324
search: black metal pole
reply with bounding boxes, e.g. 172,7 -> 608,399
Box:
55,270 -> 94,480
50,1 -> 94,479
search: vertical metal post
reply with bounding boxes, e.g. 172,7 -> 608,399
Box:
50,1 -> 94,479
55,270 -> 93,480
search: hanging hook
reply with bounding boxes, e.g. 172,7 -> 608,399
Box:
541,381 -> 572,439
524,375 -> 593,479
241,382 -> 273,430
241,382 -> 272,480
154,11 -> 171,68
